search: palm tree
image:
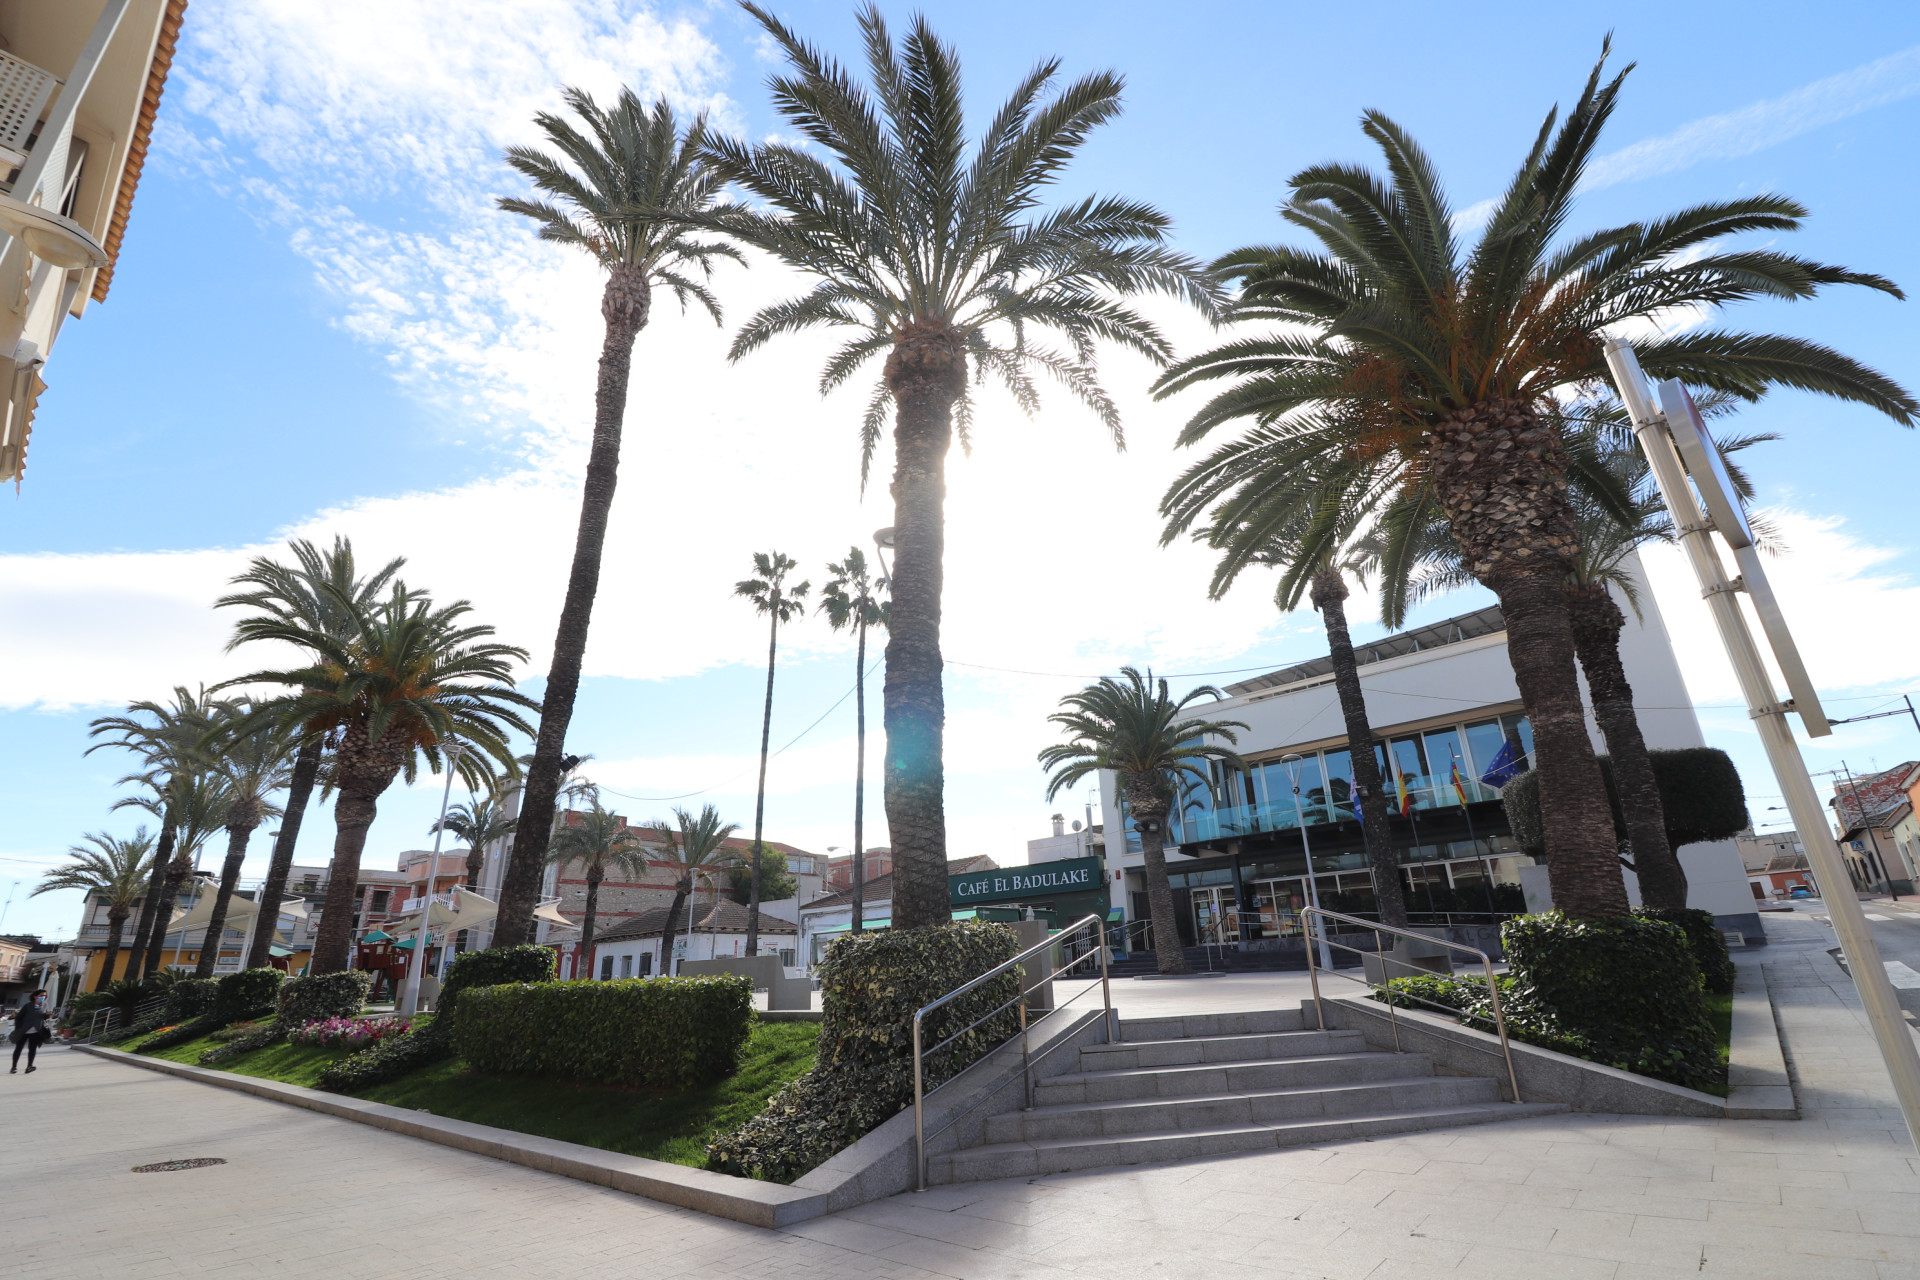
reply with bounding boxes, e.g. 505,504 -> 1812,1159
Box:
819,547 -> 889,933
546,798 -> 650,979
86,686 -> 228,978
227,584 -> 538,972
192,711 -> 295,978
218,536 -> 408,970
703,4 -> 1216,931
642,805 -> 740,976
117,768 -> 233,974
734,551 -> 810,955
492,89 -> 743,948
1039,669 -> 1249,975
36,829 -> 155,990
1151,44 -> 1914,918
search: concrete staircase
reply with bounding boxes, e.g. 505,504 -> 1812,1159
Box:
928,1007 -> 1564,1184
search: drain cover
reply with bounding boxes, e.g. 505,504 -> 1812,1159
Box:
131,1158 -> 226,1173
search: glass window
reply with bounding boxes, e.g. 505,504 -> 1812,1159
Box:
1385,736 -> 1430,810
1258,756 -> 1327,828
618,954 -> 633,979
600,954 -> 614,980
1422,727 -> 1473,807
1320,750 -> 1356,821
1500,713 -> 1534,762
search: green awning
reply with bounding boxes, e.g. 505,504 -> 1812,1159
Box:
814,908 -> 983,936
394,937 -> 417,949
362,930 -> 392,943
268,945 -> 293,958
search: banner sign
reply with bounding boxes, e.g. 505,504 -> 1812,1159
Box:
950,856 -> 1104,906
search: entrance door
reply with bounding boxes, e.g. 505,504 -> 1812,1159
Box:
1250,878 -> 1309,944
1191,887 -> 1240,945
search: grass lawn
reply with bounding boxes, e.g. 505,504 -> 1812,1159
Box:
360,1021 -> 819,1167
1705,990 -> 1735,1098
127,1026 -> 360,1087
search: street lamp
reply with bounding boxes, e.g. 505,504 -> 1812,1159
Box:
401,742 -> 462,1018
871,527 -> 894,578
1278,754 -> 1334,971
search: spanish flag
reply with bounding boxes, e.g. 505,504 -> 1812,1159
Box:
1450,762 -> 1471,808
1395,768 -> 1411,815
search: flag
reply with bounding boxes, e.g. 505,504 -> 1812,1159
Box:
1395,768 -> 1411,815
1450,761 -> 1472,808
1480,737 -> 1525,788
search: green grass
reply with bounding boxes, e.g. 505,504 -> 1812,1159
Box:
1704,991 -> 1735,1098
359,1022 -> 819,1167
127,1026 -> 359,1086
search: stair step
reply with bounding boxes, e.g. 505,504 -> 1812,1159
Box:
930,1102 -> 1568,1184
1082,1028 -> 1365,1069
1036,1051 -> 1435,1104
1117,1009 -> 1304,1041
984,1075 -> 1503,1142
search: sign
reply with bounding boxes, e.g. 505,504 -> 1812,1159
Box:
949,857 -> 1104,906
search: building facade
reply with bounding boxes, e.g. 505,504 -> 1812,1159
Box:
1827,763 -> 1918,895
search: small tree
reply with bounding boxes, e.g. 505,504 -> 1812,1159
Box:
729,845 -> 796,906
35,830 -> 155,991
818,547 -> 888,932
642,806 -> 741,975
734,551 -> 809,956
546,799 -> 650,980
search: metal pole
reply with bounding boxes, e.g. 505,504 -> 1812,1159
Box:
1605,337 -> 1920,1149
402,746 -> 462,1018
1098,925 -> 1115,1042
912,1010 -> 927,1191
1482,952 -> 1523,1104
1304,911 -> 1326,1030
1019,1001 -> 1032,1110
1282,755 -> 1334,971
1378,926 -> 1401,1053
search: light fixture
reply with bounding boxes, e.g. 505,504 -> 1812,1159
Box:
0,194 -> 107,269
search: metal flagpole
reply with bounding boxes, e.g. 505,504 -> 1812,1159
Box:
402,744 -> 462,1018
1605,337 -> 1920,1149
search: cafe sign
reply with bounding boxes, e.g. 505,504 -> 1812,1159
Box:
950,856 -> 1104,906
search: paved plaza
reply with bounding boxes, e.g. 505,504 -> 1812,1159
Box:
11,914 -> 1920,1279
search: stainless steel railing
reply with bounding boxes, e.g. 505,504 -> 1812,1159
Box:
911,913 -> 1113,1191
1302,906 -> 1523,1104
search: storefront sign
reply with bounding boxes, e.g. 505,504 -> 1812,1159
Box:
950,857 -> 1103,906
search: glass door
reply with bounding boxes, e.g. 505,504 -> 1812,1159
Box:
1191,887 -> 1240,945
1250,878 -> 1308,943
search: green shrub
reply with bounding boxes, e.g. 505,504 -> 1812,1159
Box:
454,976 -> 754,1089
707,921 -> 1022,1183
215,968 -> 285,1018
1500,912 -> 1719,1092
277,971 -> 371,1027
208,1020 -> 264,1043
164,978 -> 220,1023
200,1021 -> 281,1065
1635,906 -> 1736,996
316,945 -> 557,1094
1501,748 -> 1748,857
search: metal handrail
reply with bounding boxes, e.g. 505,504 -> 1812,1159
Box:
1302,906 -> 1523,1105
912,914 -> 1112,1191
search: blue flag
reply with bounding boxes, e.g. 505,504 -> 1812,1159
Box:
1480,738 -> 1525,789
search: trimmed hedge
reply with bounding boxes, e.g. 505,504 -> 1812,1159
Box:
707,921 -> 1022,1183
315,945 -> 557,1094
1501,748 -> 1748,856
164,978 -> 219,1023
1500,912 -> 1719,1092
216,967 -> 285,1017
277,971 -> 371,1027
454,975 -> 754,1089
1635,906 -> 1736,997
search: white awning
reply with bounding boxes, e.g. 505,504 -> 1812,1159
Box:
387,886 -> 500,935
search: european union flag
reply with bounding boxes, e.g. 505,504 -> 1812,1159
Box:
1480,738 -> 1526,789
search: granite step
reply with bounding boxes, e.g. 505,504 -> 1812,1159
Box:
930,1101 -> 1568,1184
1117,1009 -> 1305,1041
983,1074 -> 1504,1143
1034,1050 -> 1436,1105
1078,1028 -> 1367,1070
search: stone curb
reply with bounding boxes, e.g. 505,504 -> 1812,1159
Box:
1725,969 -> 1796,1120
74,1045 -> 828,1229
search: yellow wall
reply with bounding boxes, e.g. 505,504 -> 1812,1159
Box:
82,945 -> 314,990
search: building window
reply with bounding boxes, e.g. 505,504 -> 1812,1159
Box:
600,955 -> 614,980
638,952 -> 652,977
619,954 -> 633,979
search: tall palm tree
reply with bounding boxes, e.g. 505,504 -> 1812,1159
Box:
1151,44 -> 1913,918
734,550 -> 810,954
228,584 -> 538,972
35,829 -> 155,990
819,547 -> 889,932
703,4 -> 1217,931
192,711 -> 296,978
492,89 -> 743,948
218,536 -> 407,969
86,686 -> 228,978
546,798 -> 650,979
642,805 -> 741,976
1040,669 -> 1248,975
114,768 -> 232,975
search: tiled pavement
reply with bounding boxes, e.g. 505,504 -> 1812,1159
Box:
12,913 -> 1920,1279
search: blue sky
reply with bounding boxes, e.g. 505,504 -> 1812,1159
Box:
4,0 -> 1920,939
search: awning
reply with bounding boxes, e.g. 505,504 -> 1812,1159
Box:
388,886 -> 500,935
268,945 -> 292,958
811,908 -> 982,936
361,930 -> 392,943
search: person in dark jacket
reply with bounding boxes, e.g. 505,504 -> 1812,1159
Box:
10,989 -> 50,1074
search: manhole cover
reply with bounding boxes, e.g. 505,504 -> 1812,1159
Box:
131,1158 -> 227,1173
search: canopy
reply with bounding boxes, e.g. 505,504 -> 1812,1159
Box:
387,886 -> 500,936
533,898 -> 576,931
361,930 -> 392,943
168,894 -> 308,934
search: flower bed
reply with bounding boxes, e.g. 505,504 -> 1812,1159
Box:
290,1015 -> 413,1051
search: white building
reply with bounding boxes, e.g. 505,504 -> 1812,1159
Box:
588,898 -> 798,979
1032,562 -> 1760,951
0,1 -> 186,486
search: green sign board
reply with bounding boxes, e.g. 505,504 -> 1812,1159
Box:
950,857 -> 1104,906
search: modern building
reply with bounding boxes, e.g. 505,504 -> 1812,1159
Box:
589,899 -> 800,979
0,1 -> 187,486
1029,568 -> 1762,952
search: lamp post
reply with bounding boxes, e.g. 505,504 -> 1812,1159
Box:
401,743 -> 462,1018
1278,754 -> 1334,971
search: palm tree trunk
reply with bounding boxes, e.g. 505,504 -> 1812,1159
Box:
144,852 -> 193,978
1131,794 -> 1190,976
312,787 -> 382,973
195,817 -> 257,978
246,736 -> 322,970
1311,570 -> 1408,927
580,866 -> 602,979
95,909 -> 128,992
496,265 -> 652,947
1569,582 -> 1687,911
660,880 -> 690,976
746,605 -> 780,956
882,322 -> 966,931
1430,398 -> 1627,920
852,612 -> 867,933
126,815 -> 177,979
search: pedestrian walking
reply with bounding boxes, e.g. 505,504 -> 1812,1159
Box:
10,989 -> 51,1074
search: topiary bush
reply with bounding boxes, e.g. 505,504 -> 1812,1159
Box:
707,921 -> 1022,1183
315,945 -> 558,1094
1502,748 -> 1748,858
216,967 -> 285,1018
277,971 -> 371,1027
1500,912 -> 1720,1092
164,978 -> 220,1023
454,976 -> 753,1089
1635,906 -> 1736,996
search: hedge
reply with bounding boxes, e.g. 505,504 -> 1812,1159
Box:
454,975 -> 754,1089
1501,748 -> 1748,856
139,968 -> 286,1055
277,971 -> 371,1027
164,978 -> 219,1023
315,944 -> 557,1094
1500,912 -> 1719,1092
707,921 -> 1022,1183
1634,906 -> 1736,996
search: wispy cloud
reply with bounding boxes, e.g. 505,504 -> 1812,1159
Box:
1585,44 -> 1920,191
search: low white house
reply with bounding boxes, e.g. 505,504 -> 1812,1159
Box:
588,898 -> 798,978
